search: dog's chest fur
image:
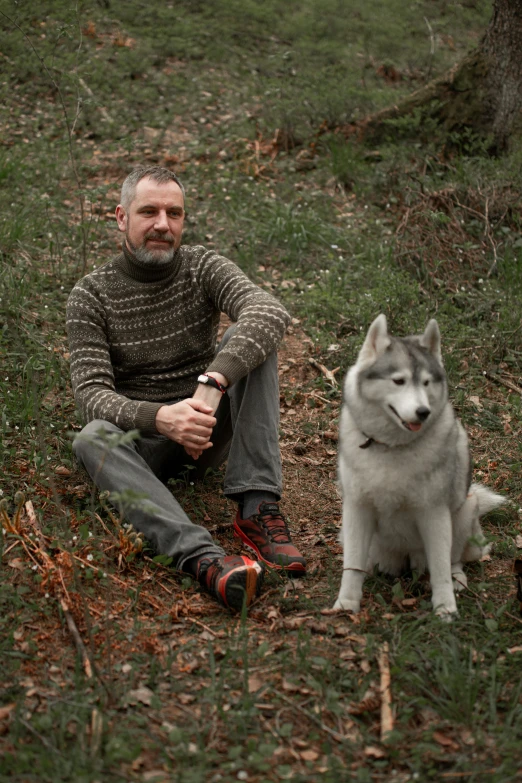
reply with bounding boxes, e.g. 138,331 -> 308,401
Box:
338,402 -> 464,515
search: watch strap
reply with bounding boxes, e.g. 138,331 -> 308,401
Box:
197,374 -> 227,394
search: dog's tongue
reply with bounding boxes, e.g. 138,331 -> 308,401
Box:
405,422 -> 422,432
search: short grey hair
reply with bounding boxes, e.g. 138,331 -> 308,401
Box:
120,166 -> 185,210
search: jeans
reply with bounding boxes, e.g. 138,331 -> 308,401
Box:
72,328 -> 282,571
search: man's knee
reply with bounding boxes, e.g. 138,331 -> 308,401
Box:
217,325 -> 237,350
72,419 -> 122,461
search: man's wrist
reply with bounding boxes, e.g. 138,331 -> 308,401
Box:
197,373 -> 228,394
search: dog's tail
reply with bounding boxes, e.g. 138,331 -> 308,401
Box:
471,483 -> 506,516
458,484 -> 506,563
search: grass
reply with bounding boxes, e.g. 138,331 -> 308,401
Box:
1,0 -> 522,780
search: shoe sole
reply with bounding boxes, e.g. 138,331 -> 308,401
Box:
234,526 -> 307,576
220,561 -> 264,611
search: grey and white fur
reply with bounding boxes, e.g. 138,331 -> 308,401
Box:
334,314 -> 505,617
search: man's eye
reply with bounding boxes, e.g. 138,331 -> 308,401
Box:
393,378 -> 405,385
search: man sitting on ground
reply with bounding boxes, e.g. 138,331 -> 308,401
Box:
67,165 -> 306,610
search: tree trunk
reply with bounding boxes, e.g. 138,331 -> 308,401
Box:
358,0 -> 522,153
480,0 -> 522,151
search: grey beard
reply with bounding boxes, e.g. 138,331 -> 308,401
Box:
132,243 -> 176,267
127,235 -> 176,267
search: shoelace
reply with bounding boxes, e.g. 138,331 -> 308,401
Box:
197,556 -> 218,585
257,512 -> 290,543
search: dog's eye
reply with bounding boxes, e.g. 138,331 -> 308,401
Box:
423,380 -> 430,386
393,378 -> 405,385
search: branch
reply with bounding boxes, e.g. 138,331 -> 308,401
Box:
378,641 -> 394,742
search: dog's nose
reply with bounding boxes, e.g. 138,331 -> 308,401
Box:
416,406 -> 431,421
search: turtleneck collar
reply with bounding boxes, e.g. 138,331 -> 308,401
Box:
117,242 -> 182,283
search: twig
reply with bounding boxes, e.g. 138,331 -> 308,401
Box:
484,198 -> 499,278
78,76 -> 113,123
60,597 -> 93,679
484,372 -> 522,396
3,541 -> 20,557
25,501 -> 49,549
19,718 -> 64,757
185,617 -> 218,636
278,692 -> 347,743
378,641 -> 394,742
504,611 -> 522,626
424,17 -> 435,80
308,358 -> 340,387
24,501 -> 95,680
439,771 -> 497,779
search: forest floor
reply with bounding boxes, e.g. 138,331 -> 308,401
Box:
1,1 -> 522,781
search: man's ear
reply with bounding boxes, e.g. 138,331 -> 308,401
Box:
115,204 -> 127,233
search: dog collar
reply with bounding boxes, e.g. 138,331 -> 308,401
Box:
359,433 -> 387,449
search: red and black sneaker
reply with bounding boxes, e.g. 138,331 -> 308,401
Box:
196,554 -> 265,611
234,502 -> 307,576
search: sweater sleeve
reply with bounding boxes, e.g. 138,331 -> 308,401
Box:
66,280 -> 162,434
191,247 -> 291,385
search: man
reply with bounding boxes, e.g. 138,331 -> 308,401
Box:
67,165 -> 306,611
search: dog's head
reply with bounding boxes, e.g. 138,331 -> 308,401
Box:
353,314 -> 447,437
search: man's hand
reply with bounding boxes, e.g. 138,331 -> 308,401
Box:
156,399 -> 217,459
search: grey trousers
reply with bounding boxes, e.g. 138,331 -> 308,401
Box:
73,335 -> 282,571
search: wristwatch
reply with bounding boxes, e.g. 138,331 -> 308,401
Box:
197,374 -> 227,394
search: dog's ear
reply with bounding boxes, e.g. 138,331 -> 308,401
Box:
358,314 -> 391,365
420,319 -> 442,363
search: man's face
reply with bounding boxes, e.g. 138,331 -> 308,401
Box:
116,177 -> 185,265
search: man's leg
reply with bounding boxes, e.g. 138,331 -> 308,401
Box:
73,420 -> 264,609
197,330 -> 306,575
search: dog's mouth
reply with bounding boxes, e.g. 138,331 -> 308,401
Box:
389,405 -> 423,432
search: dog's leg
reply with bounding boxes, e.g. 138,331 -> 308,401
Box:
416,507 -> 457,617
333,503 -> 376,613
451,561 -> 467,591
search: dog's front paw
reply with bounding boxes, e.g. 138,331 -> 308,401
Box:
434,605 -> 458,622
452,570 -> 468,592
433,593 -> 458,621
333,597 -> 361,613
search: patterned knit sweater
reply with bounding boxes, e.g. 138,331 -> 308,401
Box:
66,244 -> 291,436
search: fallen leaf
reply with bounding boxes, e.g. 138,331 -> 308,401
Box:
143,772 -> 169,783
516,535 -> 522,549
248,674 -> 263,693
300,749 -> 319,762
348,686 -> 380,715
0,704 -> 16,721
433,730 -> 459,751
507,645 -> 522,654
401,598 -> 417,607
323,430 -> 338,441
8,559 -> 24,570
364,745 -> 387,759
55,465 -> 72,476
127,686 -> 154,706
179,659 -> 199,674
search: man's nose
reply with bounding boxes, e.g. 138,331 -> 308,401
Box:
154,210 -> 169,231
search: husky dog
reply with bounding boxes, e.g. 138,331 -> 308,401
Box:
333,314 -> 504,617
